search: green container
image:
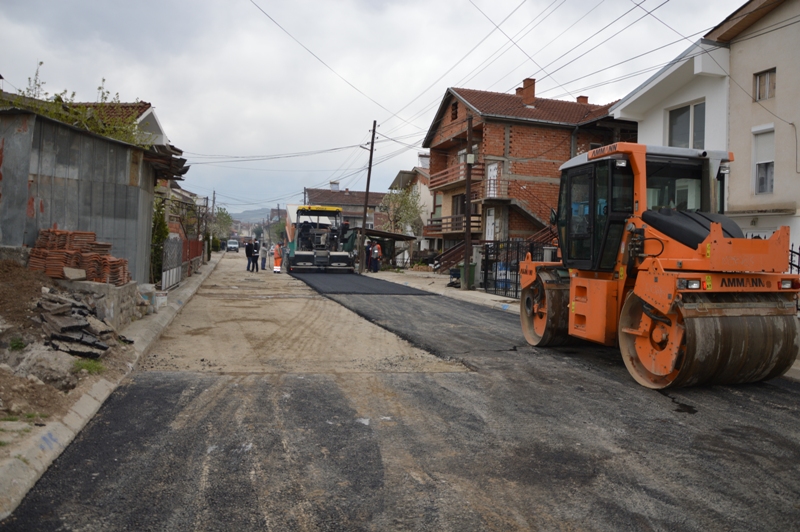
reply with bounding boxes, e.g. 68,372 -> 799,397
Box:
460,263 -> 476,289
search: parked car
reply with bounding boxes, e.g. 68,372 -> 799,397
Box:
227,239 -> 239,252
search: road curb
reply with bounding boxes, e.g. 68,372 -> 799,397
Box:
0,252 -> 224,520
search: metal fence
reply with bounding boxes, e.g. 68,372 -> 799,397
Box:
481,240 -> 553,299
162,238 -> 183,290
791,243 -> 800,274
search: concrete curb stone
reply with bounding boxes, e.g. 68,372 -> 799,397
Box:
0,252 -> 224,520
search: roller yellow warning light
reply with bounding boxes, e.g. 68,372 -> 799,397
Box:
519,143 -> 800,389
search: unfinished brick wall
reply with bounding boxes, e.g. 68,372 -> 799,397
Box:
509,210 -> 540,237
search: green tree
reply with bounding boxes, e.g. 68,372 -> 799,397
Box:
271,220 -> 286,244
211,207 -> 233,239
150,199 -> 169,284
379,187 -> 424,234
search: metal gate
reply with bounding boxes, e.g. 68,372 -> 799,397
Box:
162,238 -> 183,290
482,240 -> 554,299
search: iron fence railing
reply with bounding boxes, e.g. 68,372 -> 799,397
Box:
481,240 -> 556,299
790,243 -> 800,274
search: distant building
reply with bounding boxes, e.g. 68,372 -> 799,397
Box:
305,186 -> 387,230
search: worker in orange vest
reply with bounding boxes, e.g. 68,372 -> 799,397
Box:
371,241 -> 382,272
273,242 -> 282,273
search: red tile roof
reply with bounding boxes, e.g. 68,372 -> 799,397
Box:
451,88 -> 614,125
306,188 -> 387,207
78,101 -> 152,122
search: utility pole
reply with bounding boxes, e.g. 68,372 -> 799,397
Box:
462,115 -> 473,291
358,120 -> 377,274
210,190 -> 216,237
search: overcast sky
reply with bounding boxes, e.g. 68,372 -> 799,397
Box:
1,0 -> 741,216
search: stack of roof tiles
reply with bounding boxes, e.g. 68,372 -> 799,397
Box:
28,229 -> 131,286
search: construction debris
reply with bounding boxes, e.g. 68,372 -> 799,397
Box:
36,286 -> 126,360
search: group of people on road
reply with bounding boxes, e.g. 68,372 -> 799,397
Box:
243,237 -> 282,274
364,240 -> 382,273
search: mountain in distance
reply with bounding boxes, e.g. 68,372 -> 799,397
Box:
228,207 -> 271,223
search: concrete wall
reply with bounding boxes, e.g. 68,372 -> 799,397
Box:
0,112 -> 155,284
56,279 -> 139,331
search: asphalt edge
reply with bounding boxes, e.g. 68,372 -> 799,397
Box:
373,271 -> 800,384
0,251 -> 224,520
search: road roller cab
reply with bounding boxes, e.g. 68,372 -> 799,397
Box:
519,142 -> 800,389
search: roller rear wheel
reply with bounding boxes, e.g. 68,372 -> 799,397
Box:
520,272 -> 569,346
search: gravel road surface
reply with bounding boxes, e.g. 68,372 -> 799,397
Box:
2,256 -> 799,531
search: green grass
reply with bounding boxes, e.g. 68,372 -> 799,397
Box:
1,416 -> 19,422
0,441 -> 8,447
9,337 -> 26,351
73,358 -> 105,375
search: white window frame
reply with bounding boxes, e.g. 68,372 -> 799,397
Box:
752,124 -> 775,195
666,100 -> 705,150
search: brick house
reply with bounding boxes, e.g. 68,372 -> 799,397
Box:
422,79 -> 637,250
305,185 -> 387,230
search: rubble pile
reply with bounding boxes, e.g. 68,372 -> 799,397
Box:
28,229 -> 131,286
35,288 -> 124,360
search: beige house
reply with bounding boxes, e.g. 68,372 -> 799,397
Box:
705,0 -> 800,243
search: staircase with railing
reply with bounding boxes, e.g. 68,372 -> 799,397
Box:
432,242 -> 466,273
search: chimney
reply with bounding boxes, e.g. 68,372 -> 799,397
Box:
515,87 -> 524,96
577,95 -> 589,104
344,188 -> 350,195
522,78 -> 535,106
330,181 -> 339,191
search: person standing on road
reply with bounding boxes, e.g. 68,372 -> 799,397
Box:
260,241 -> 268,271
245,239 -> 254,271
252,240 -> 260,272
273,242 -> 282,273
371,241 -> 382,273
364,241 -> 372,273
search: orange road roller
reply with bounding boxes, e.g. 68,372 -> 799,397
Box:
519,142 -> 800,388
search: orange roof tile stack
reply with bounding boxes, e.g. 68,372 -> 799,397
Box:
29,230 -> 131,286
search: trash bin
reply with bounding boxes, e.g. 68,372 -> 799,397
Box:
460,263 -> 476,289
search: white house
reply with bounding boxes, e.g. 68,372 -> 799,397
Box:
610,40 -> 730,153
705,0 -> 800,244
611,0 -> 800,249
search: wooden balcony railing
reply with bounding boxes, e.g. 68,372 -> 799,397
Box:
424,214 -> 481,236
429,162 -> 485,190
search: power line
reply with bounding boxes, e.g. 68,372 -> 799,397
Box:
468,0 -> 575,98
248,0 -> 422,131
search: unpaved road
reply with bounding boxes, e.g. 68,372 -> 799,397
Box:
2,252 -> 800,531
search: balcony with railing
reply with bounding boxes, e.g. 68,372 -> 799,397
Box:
429,162 -> 485,191
423,214 -> 482,237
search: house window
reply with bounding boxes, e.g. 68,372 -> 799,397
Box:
754,130 -> 775,194
754,69 -> 776,101
451,194 -> 477,216
668,102 -> 705,149
451,102 -> 458,120
433,193 -> 442,218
